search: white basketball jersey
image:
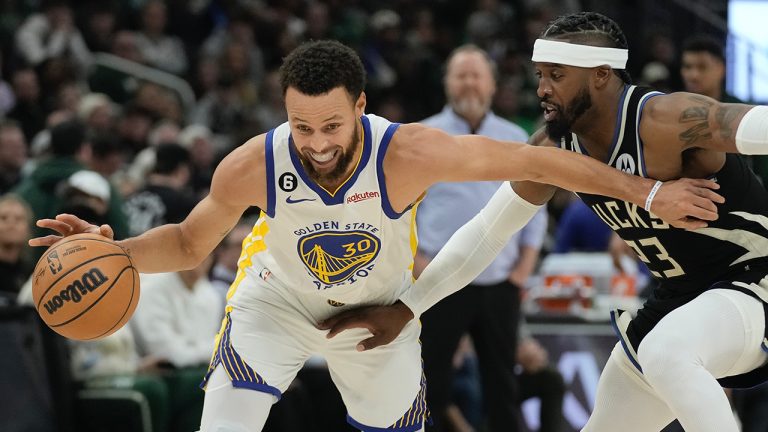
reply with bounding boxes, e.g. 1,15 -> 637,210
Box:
228,114 -> 418,306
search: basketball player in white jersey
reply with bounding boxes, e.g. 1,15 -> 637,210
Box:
32,40 -> 722,432
320,13 -> 768,432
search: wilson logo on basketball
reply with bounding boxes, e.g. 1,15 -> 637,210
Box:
43,268 -> 109,315
346,191 -> 379,204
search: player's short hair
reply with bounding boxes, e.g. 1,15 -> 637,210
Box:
540,12 -> 632,84
279,40 -> 366,99
682,35 -> 725,63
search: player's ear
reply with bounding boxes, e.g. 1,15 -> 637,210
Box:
593,66 -> 612,89
355,92 -> 367,116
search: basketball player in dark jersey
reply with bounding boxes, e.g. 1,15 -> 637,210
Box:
320,12 -> 768,432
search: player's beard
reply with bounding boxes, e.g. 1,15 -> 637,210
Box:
302,121 -> 360,184
544,85 -> 593,141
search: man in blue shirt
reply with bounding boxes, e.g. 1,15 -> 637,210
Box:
415,44 -> 548,432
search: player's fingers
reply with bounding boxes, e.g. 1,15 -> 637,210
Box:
56,213 -> 100,233
100,224 -> 115,240
356,335 -> 383,352
672,217 -> 708,231
36,218 -> 73,236
28,235 -> 64,247
691,185 -> 725,204
686,200 -> 718,221
317,312 -> 350,330
686,178 -> 720,190
326,316 -> 368,338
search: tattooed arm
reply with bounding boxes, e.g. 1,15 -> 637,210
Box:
640,92 -> 754,153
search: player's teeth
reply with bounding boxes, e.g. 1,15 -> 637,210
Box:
312,152 -> 334,162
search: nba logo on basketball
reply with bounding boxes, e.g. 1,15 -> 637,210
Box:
47,250 -> 62,275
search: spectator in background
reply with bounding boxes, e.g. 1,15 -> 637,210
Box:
0,52 -> 16,117
88,31 -> 144,105
209,220 -> 253,301
123,143 -> 196,237
58,170 -> 112,225
88,134 -> 125,180
14,119 -> 129,254
554,197 -> 613,253
123,120 -> 181,193
7,68 -> 46,142
15,0 -> 92,74
680,35 -> 742,103
79,1 -> 119,53
77,93 -> 116,134
135,0 -> 188,76
116,103 -> 154,155
129,254 -> 222,431
201,12 -> 265,86
415,45 -> 546,432
0,121 -> 28,194
178,124 -> 215,198
130,255 -> 221,368
252,70 -> 288,134
515,326 -> 566,432
0,194 -> 31,297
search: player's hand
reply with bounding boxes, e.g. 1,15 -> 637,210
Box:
28,213 -> 114,247
651,178 -> 724,230
317,301 -> 415,351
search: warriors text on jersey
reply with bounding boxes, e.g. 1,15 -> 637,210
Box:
561,86 -> 768,386
228,114 -> 418,307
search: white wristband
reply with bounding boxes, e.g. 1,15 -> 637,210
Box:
644,181 -> 662,212
735,106 -> 768,155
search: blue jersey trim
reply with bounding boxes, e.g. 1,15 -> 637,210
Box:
346,416 -> 424,432
609,310 -> 643,373
376,122 -> 406,219
231,380 -> 282,400
636,92 -> 664,178
265,129 -> 276,217
288,116 -> 373,205
603,84 -> 632,163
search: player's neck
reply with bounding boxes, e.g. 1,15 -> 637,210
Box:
572,82 -> 627,156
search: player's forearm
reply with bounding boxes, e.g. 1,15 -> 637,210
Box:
399,184 -> 542,317
117,224 -> 205,273
521,146 -> 655,208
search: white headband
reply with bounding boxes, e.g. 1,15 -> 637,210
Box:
532,39 -> 628,69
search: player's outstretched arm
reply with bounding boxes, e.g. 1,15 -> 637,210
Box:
30,136 -> 267,273
389,124 -> 723,228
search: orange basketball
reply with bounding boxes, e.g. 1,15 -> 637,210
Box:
32,233 -> 140,341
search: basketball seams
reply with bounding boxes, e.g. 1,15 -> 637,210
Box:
82,267 -> 139,340
32,234 -> 141,341
35,252 -> 128,308
34,235 -> 130,256
48,265 -> 135,328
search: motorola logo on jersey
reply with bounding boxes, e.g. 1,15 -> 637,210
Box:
615,153 -> 636,174
298,230 -> 381,285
